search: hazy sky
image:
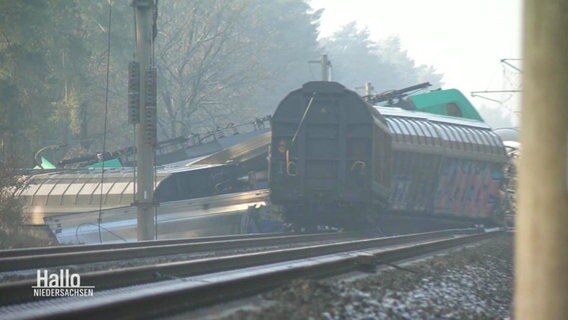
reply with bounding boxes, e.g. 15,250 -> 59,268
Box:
309,0 -> 522,122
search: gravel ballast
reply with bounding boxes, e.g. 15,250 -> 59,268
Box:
222,235 -> 513,320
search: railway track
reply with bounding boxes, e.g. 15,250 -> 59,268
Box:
0,228 -> 500,319
0,232 -> 349,272
0,232 -> 282,259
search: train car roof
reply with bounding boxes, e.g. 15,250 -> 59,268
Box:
301,81 -> 389,125
408,88 -> 485,122
375,106 -> 506,163
16,162 -> 232,222
494,127 -> 520,142
375,106 -> 489,129
21,162 -> 227,181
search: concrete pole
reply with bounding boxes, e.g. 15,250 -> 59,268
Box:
321,54 -> 330,81
516,0 -> 568,318
132,0 -> 155,241
364,82 -> 374,96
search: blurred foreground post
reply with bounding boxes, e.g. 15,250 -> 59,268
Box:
516,0 -> 568,318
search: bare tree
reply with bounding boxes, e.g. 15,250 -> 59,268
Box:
156,0 -> 265,138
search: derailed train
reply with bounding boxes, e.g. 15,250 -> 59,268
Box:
269,81 -> 508,229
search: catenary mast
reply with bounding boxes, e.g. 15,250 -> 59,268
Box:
130,0 -> 158,240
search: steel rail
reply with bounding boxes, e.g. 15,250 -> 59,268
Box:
0,228 -> 480,306
0,232 -> 293,259
0,232 -> 348,272
0,230 -> 501,320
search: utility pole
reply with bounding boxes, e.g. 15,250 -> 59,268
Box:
364,82 -> 374,96
516,0 -> 568,318
131,0 -> 157,241
471,58 -> 522,126
309,54 -> 332,81
321,54 -> 331,81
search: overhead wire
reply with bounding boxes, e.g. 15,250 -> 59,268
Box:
97,0 -> 113,244
76,223 -> 127,244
